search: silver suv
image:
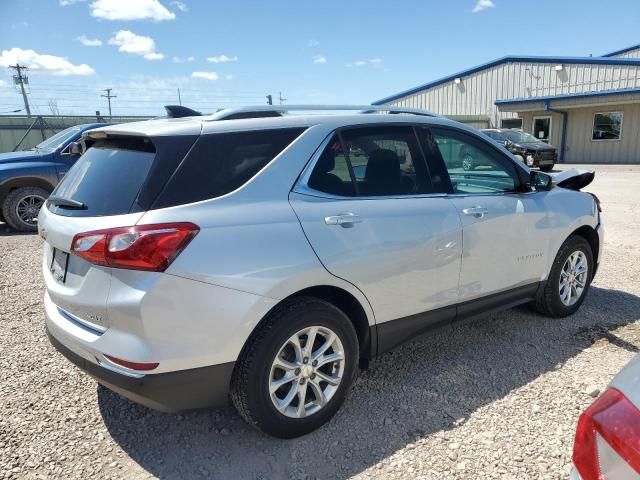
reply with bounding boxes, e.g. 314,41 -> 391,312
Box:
39,106 -> 603,438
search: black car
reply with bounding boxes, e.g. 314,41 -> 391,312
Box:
0,123 -> 109,232
481,128 -> 557,172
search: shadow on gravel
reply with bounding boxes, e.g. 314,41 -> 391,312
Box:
98,286 -> 640,480
0,222 -> 35,237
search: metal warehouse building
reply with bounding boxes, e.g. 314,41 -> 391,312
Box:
373,44 -> 640,164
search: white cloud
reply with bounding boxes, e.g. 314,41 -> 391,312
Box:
191,71 -> 218,80
472,0 -> 495,12
170,1 -> 188,11
0,80 -> 6,86
349,59 -> 383,67
90,0 -> 175,21
77,34 -> 102,47
60,0 -> 86,6
225,74 -> 233,80
0,47 -> 95,75
108,30 -> 164,60
206,54 -> 238,63
173,55 -> 195,63
308,39 -> 320,47
313,55 -> 327,64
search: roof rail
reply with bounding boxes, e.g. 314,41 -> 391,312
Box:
206,105 -> 438,121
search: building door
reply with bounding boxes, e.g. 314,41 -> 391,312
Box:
532,116 -> 552,143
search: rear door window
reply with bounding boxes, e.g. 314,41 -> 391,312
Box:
49,137 -> 155,217
307,126 -> 432,197
153,128 -> 305,208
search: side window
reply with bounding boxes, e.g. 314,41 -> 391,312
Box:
308,135 -> 356,196
154,128 -> 306,208
429,128 -> 518,194
341,126 -> 432,197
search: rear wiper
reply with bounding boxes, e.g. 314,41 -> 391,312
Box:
47,195 -> 87,210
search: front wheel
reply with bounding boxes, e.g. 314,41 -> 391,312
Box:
533,235 -> 593,318
2,186 -> 49,232
231,297 -> 359,438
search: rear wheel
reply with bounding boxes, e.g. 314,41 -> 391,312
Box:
533,235 -> 593,317
231,297 -> 359,438
540,163 -> 554,172
2,187 -> 48,232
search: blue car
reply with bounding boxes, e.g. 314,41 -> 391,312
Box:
0,123 -> 109,231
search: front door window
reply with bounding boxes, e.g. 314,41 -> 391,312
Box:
533,117 -> 552,143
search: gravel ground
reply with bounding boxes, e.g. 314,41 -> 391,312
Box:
1,164 -> 639,480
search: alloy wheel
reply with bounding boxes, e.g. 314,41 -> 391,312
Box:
559,250 -> 589,306
15,194 -> 45,226
269,326 -> 345,419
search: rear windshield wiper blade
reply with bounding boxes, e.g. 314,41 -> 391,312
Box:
47,195 -> 87,210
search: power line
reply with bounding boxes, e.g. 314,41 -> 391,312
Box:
8,64 -> 31,117
101,88 -> 116,119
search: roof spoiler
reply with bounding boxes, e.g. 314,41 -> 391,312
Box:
164,105 -> 202,118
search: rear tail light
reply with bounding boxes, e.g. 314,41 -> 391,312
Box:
71,222 -> 199,272
573,387 -> 640,479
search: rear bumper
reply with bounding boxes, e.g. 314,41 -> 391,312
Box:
47,327 -> 234,412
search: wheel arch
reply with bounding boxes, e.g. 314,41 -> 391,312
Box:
569,225 -> 599,275
242,285 -> 375,363
0,177 -> 55,205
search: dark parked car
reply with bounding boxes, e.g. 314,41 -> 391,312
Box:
0,123 -> 108,231
481,128 -> 558,172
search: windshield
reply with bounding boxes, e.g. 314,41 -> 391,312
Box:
501,130 -> 543,144
483,131 -> 506,142
34,126 -> 83,151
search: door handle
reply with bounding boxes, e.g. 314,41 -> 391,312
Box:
462,206 -> 488,218
324,213 -> 362,227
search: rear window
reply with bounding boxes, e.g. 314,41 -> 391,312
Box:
49,137 -> 155,217
153,128 -> 305,208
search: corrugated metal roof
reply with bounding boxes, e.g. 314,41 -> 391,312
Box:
494,87 -> 640,105
372,55 -> 640,105
602,44 -> 640,57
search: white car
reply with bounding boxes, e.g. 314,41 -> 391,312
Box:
39,105 -> 603,438
571,355 -> 640,480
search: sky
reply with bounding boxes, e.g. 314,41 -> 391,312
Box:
0,0 -> 639,117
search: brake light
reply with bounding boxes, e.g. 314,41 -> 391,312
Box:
71,222 -> 199,272
574,388 -> 640,479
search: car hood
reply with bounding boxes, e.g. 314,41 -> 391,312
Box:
549,168 -> 595,190
0,149 -> 47,164
515,142 -> 556,152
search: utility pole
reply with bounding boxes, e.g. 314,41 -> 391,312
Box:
178,88 -> 182,106
279,91 -> 287,105
9,64 -> 31,117
101,88 -> 116,119
266,94 -> 273,105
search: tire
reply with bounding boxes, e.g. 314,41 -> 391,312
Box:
533,235 -> 593,318
2,187 -> 49,232
231,296 -> 359,438
462,154 -> 474,171
539,163 -> 554,172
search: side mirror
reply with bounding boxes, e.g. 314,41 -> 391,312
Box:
62,142 -> 83,157
530,170 -> 552,191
